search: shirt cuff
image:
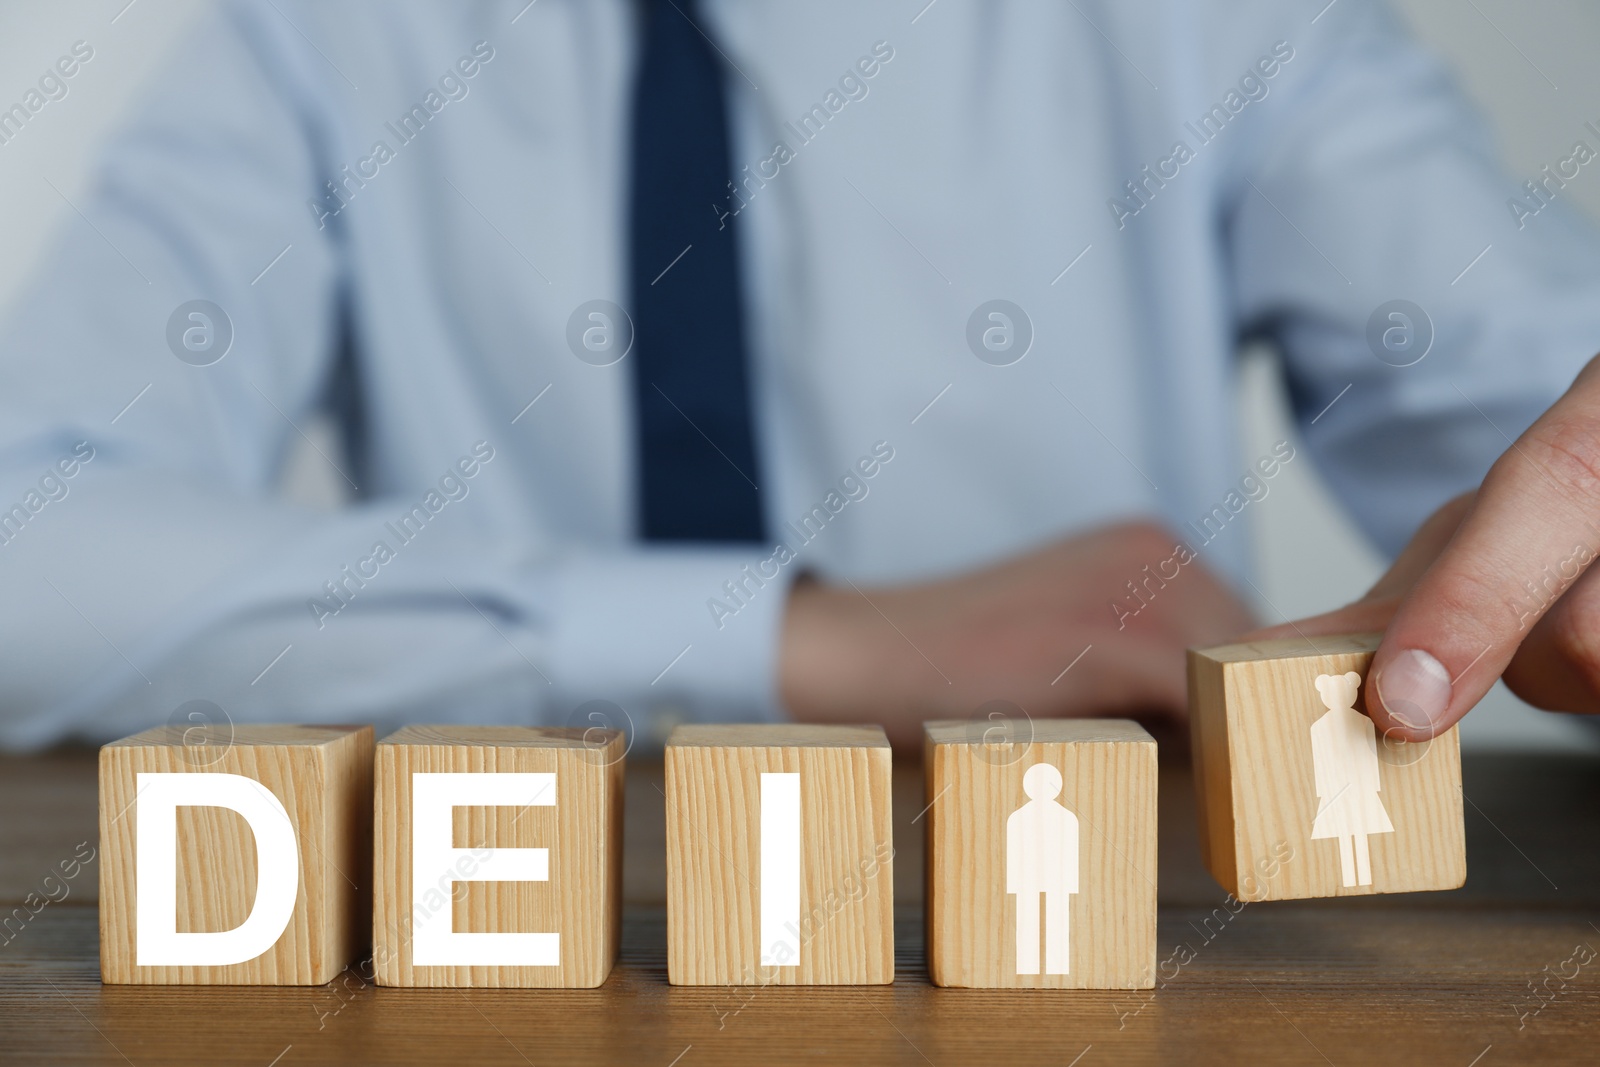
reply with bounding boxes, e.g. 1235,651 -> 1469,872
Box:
545,546 -> 798,741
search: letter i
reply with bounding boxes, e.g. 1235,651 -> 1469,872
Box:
760,773 -> 800,967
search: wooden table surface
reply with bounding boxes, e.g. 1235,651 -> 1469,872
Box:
2,747 -> 1598,1066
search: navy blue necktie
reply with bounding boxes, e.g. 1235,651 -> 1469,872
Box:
629,0 -> 765,543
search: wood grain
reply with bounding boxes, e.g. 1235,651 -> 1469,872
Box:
372,725 -> 624,988
8,747 -> 1600,1064
98,724 -> 372,985
665,723 -> 894,985
924,719 -> 1157,988
1189,634 -> 1467,901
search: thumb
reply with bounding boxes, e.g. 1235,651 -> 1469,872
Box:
1370,360 -> 1600,739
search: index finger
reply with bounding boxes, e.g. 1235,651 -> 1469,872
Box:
1370,355 -> 1600,739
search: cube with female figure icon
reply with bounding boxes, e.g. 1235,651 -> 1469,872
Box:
924,719 -> 1156,989
1189,633 -> 1466,901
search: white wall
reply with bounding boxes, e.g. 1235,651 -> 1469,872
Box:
2,0 -> 1596,749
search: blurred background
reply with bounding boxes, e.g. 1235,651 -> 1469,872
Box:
3,0 -> 1597,751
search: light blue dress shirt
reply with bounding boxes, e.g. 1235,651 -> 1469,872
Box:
3,0 -> 1599,747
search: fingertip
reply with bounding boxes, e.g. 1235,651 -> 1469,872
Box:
1370,646 -> 1455,737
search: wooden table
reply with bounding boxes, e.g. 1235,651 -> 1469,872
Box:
2,747 -> 1598,1065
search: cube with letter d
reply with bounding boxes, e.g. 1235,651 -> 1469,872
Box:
99,724 -> 373,984
664,724 -> 895,985
372,725 -> 624,987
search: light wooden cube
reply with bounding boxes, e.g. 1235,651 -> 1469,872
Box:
665,724 -> 895,985
372,725 -> 624,988
99,724 -> 373,985
1189,633 -> 1466,901
923,719 -> 1156,989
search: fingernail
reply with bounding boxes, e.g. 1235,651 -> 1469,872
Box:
1377,649 -> 1452,732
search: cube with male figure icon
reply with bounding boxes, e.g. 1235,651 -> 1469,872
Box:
923,719 -> 1156,989
1188,633 -> 1466,901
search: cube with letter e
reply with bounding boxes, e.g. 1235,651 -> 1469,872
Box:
371,725 -> 624,987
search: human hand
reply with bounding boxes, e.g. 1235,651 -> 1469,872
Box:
777,520 -> 1257,748
1251,354 -> 1600,740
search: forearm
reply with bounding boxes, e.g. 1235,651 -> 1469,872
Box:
0,462 -> 795,746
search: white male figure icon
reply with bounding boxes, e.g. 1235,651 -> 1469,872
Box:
1309,671 -> 1394,888
1006,763 -> 1080,975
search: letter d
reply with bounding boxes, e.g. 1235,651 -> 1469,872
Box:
135,773 -> 299,966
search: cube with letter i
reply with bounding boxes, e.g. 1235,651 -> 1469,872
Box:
99,724 -> 373,984
664,724 -> 895,985
923,719 -> 1157,989
1188,633 -> 1467,900
371,725 -> 624,988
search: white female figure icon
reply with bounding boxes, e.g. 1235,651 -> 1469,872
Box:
1309,671 -> 1394,887
1006,763 -> 1079,975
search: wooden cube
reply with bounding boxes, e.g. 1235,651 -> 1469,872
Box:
923,719 -> 1157,989
99,724 -> 373,984
665,724 -> 895,985
1189,633 -> 1466,900
372,725 -> 624,988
